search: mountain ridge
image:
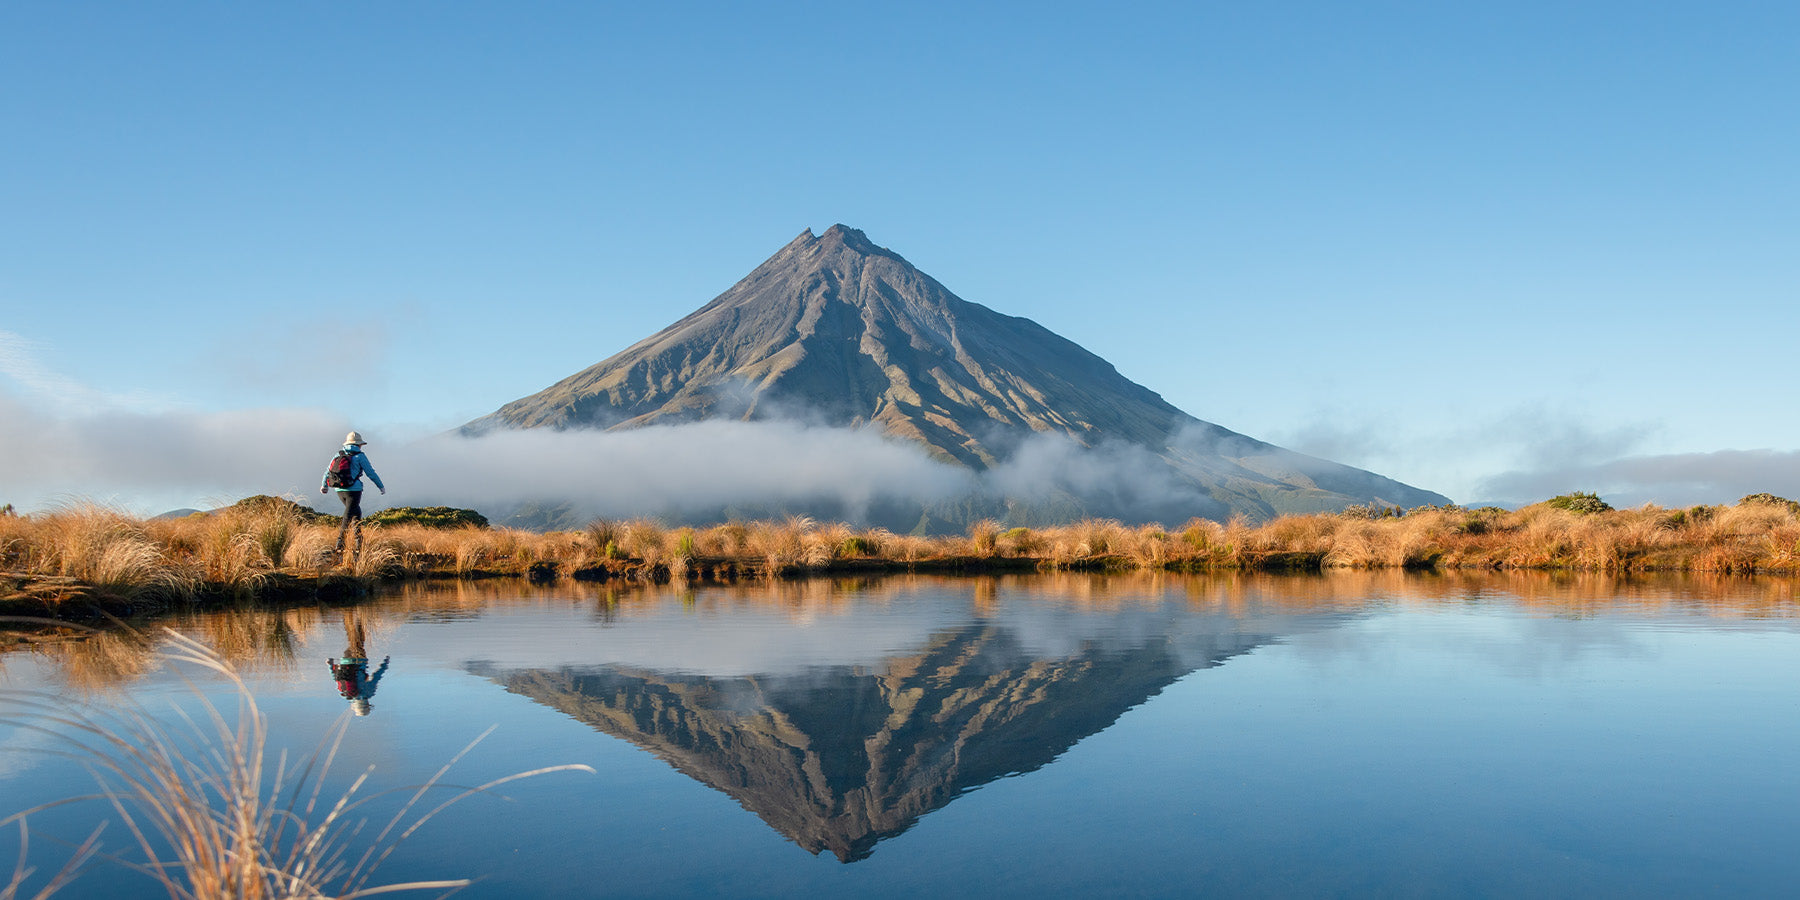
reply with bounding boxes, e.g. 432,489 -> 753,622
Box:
464,224 -> 1450,521
478,620 -> 1276,861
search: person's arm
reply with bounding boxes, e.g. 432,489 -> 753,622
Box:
360,456 -> 386,494
363,656 -> 390,697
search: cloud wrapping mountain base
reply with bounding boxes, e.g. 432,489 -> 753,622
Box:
0,382 -> 1307,527
10,381 -> 1800,523
0,386 -> 1218,525
394,423 -> 1239,530
397,422 -> 967,524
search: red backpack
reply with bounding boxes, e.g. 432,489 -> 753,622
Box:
324,451 -> 356,489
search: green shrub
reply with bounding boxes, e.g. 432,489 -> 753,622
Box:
227,494 -> 332,524
1339,503 -> 1402,520
365,506 -> 489,529
1739,493 -> 1800,515
1545,492 -> 1613,514
1405,503 -> 1465,516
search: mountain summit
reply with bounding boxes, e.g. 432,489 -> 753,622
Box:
465,225 -> 1448,520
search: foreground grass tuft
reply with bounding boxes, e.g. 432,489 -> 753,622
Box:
0,628 -> 594,898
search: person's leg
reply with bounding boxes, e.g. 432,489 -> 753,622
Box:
337,491 -> 363,561
342,608 -> 365,658
336,492 -> 352,553
346,490 -> 364,562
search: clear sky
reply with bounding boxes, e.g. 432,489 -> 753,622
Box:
3,1 -> 1797,514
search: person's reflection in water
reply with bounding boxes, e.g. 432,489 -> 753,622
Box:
327,609 -> 389,716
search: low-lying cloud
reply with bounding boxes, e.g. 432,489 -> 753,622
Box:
393,422 -> 975,521
0,388 -> 347,512
1,336 -> 1241,524
1272,402 -> 1800,508
1274,404 -> 1671,506
1478,449 -> 1800,509
9,344 -> 1797,523
371,423 -> 1237,526
1,371 -> 1223,524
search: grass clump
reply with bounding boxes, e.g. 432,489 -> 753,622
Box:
967,519 -> 1001,558
0,629 -> 593,899
13,489 -> 1800,600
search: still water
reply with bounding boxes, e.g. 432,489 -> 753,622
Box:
4,571 -> 1799,897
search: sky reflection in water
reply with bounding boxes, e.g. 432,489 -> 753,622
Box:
3,571 -> 1799,898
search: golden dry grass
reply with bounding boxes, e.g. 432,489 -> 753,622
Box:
0,630 -> 593,899
6,496 -> 1800,607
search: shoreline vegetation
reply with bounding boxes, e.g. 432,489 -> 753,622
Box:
0,630 -> 594,898
6,492 -> 1800,619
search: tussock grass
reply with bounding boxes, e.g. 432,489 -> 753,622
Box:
35,629 -> 162,697
1,817 -> 99,900
30,505 -> 194,600
0,629 -> 593,898
9,494 -> 1800,605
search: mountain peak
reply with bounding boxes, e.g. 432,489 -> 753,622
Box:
819,222 -> 871,246
775,224 -> 886,262
463,226 -> 1451,521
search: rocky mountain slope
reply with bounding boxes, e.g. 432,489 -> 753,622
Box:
478,614 -> 1317,861
464,225 -> 1448,520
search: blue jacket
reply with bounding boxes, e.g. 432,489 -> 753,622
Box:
324,445 -> 386,493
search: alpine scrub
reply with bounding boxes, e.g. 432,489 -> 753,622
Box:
7,494 -> 1800,615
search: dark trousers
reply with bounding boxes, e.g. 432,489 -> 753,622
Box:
336,490 -> 364,556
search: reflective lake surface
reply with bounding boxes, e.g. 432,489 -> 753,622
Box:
4,571 -> 1800,897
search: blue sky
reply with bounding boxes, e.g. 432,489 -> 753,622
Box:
3,1 -> 1797,514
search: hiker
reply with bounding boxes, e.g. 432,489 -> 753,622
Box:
327,608 -> 389,717
321,430 -> 386,564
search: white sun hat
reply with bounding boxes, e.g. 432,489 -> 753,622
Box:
344,431 -> 368,446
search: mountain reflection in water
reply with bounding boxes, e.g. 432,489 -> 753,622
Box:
466,580 -> 1359,862
7,571 -> 1800,897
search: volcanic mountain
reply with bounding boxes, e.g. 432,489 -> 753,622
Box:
464,225 -> 1448,521
474,601 -> 1360,862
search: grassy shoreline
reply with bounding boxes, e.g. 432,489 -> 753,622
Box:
6,494 -> 1800,619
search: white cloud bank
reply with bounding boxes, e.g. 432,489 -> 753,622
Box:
6,333 -> 1796,519
0,332 -> 1221,521
1478,449 -> 1800,509
1271,402 -> 1800,509
9,388 -> 1798,519
0,377 -> 972,517
392,422 -> 975,520
0,381 -> 1231,524
0,388 -> 348,512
